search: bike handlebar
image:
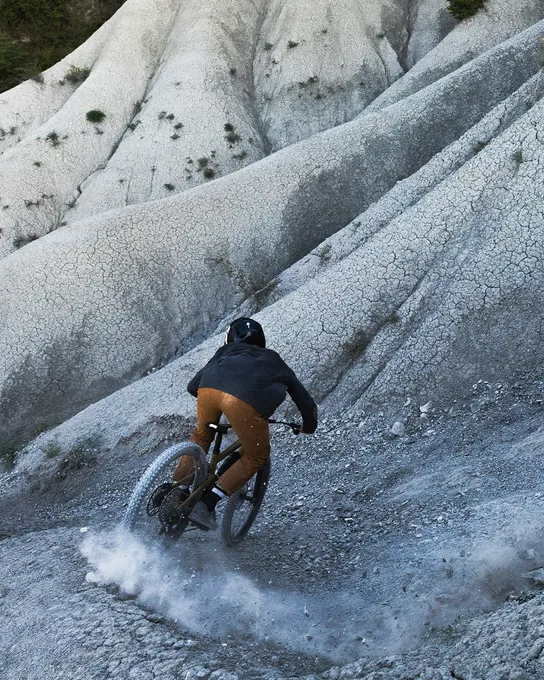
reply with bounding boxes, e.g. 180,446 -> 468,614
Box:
209,419 -> 301,435
267,418 -> 301,435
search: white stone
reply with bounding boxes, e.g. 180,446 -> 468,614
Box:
391,421 -> 405,436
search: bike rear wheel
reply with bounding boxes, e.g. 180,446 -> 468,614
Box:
221,457 -> 271,546
123,442 -> 207,539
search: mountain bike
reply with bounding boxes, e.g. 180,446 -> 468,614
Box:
122,419 -> 300,546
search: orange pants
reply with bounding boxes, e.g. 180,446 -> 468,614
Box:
174,388 -> 270,495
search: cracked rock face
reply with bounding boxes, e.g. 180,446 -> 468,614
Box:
3,3 -> 544,678
0,2 -> 543,451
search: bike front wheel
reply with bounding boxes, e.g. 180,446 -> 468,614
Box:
221,458 -> 271,547
122,442 -> 207,539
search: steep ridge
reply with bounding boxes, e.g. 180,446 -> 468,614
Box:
363,0 -> 544,113
254,0 -> 407,151
1,19 -> 541,443
65,0 -> 268,223
0,0 -> 180,258
11,61 -> 544,486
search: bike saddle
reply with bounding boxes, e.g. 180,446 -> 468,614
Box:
208,422 -> 232,435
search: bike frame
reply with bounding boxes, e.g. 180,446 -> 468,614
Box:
172,424 -> 242,514
170,419 -> 299,516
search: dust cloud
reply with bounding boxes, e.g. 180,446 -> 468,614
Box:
81,524 -> 543,663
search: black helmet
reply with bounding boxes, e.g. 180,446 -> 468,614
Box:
225,317 -> 266,348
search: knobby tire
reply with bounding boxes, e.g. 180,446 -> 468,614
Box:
122,442 -> 207,537
221,457 -> 271,546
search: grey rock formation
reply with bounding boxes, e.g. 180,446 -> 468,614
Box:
1,16 -> 543,443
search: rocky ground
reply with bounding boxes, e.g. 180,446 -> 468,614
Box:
2,371 -> 544,679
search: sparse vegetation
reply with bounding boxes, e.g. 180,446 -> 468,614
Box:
173,122 -> 183,130
263,42 -> 274,51
13,233 -> 38,249
314,243 -> 332,261
203,167 -> 215,179
512,149 -> 523,164
385,310 -> 402,325
55,436 -> 100,479
33,161 -> 41,167
224,123 -> 241,145
0,439 -> 20,468
42,441 -> 62,459
287,40 -> 299,49
229,67 -> 237,76
226,131 -> 241,144
32,421 -> 53,437
164,183 -> 175,191
342,330 -> 368,360
233,149 -> 247,161
63,65 -> 90,84
197,157 -> 209,169
473,140 -> 488,153
86,109 -> 106,123
170,133 -> 180,140
45,130 -> 61,146
447,0 -> 486,20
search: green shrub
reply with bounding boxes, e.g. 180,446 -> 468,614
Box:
45,130 -> 60,146
86,109 -> 105,123
0,0 -> 67,45
0,440 -> 20,468
447,0 -> 486,20
0,28 -> 28,91
63,64 -> 90,84
13,232 -> 38,248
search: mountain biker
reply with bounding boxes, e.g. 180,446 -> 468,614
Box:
173,317 -> 318,531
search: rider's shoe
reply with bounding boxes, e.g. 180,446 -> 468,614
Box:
189,501 -> 218,531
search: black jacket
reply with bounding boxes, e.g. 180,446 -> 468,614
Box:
187,343 -> 318,433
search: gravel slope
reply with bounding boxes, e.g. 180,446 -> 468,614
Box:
2,375 -> 544,679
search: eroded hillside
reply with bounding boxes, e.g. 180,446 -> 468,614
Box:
0,0 -> 543,449
2,2 -> 544,678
